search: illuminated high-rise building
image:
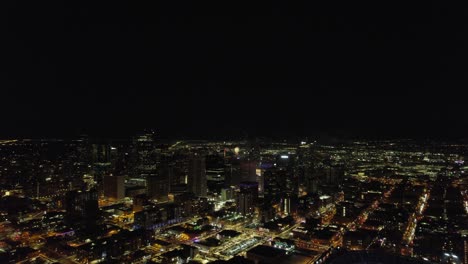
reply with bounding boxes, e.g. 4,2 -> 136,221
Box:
221,187 -> 235,201
132,130 -> 159,178
281,193 -> 292,216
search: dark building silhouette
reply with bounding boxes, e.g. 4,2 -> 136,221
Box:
146,167 -> 170,200
188,154 -> 207,197
65,189 -> 99,232
237,191 -> 255,216
103,174 -> 125,200
224,157 -> 241,187
239,181 -> 259,202
240,159 -> 257,182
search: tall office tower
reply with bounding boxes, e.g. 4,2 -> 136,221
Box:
263,169 -> 278,201
92,162 -> 112,192
256,168 -> 264,194
132,130 -> 159,178
304,166 -> 319,194
295,144 -> 310,195
64,136 -> 91,188
170,153 -> 189,186
297,143 -> 326,195
92,143 -> 110,163
206,154 -> 225,182
224,157 -> 241,187
257,162 -> 273,195
146,165 -> 171,199
159,163 -> 174,187
65,189 -> 99,232
221,187 -> 235,201
239,181 -> 259,203
325,164 -> 345,186
236,190 -> 255,216
260,203 -> 276,223
92,142 -> 120,189
103,174 -> 125,200
71,135 -> 92,165
188,154 -> 207,197
281,193 -> 292,216
263,167 -> 290,201
109,144 -> 119,165
276,154 -> 292,168
240,159 -> 257,182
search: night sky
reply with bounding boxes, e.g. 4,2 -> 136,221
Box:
2,2 -> 467,139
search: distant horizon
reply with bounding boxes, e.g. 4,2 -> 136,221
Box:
2,134 -> 468,143
1,2 -> 466,263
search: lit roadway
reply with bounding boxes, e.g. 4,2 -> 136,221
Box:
35,247 -> 80,264
402,187 -> 430,255
168,141 -> 184,150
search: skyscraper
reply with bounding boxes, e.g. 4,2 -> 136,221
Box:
305,166 -> 319,194
65,189 -> 99,232
146,166 -> 170,200
224,157 -> 241,187
325,164 -> 345,186
92,143 -> 110,163
103,174 -> 125,201
239,181 -> 259,202
132,131 -> 159,178
240,159 -> 257,182
281,193 -> 292,216
188,154 -> 207,197
236,181 -> 258,216
236,191 -> 255,216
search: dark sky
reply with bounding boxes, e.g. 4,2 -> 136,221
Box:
1,1 -> 467,139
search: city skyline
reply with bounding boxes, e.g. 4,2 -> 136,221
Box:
1,2 -> 467,263
0,137 -> 466,263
